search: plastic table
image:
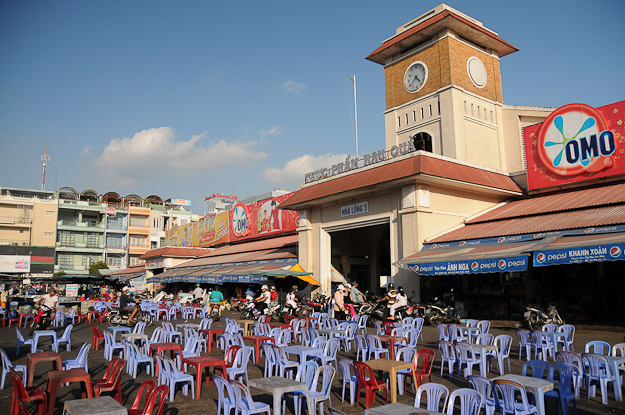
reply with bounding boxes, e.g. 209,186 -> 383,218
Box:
248,376 -> 313,415
282,345 -> 323,363
462,326 -> 481,343
236,319 -> 255,336
378,335 -> 407,360
365,359 -> 413,403
242,335 -> 274,363
199,328 -> 224,353
63,396 -> 127,415
182,355 -> 227,399
107,326 -> 131,342
47,368 -> 93,415
364,403 -> 441,415
149,342 -> 182,375
26,351 -> 62,387
31,330 -> 58,353
470,344 -> 497,377
493,374 -> 554,415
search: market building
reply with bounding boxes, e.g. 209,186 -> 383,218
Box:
280,4 -> 625,322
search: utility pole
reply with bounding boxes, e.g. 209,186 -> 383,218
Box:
40,144 -> 50,191
348,74 -> 359,157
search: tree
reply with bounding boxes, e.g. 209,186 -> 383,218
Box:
53,270 -> 66,278
89,261 -> 109,275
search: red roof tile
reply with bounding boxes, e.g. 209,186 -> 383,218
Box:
140,247 -> 212,260
468,182 -> 625,224
109,264 -> 145,275
281,155 -> 522,209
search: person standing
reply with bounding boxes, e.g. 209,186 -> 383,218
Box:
333,285 -> 347,318
193,284 -> 204,301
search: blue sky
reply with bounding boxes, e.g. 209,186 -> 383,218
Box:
1,0 -> 623,213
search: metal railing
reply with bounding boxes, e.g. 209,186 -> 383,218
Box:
0,215 -> 32,224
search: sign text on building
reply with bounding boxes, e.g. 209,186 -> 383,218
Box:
341,201 -> 369,218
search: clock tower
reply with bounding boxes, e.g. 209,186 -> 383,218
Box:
366,4 -> 519,172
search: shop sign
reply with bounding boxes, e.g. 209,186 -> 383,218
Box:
341,201 -> 369,218
304,139 -> 417,184
0,255 -> 30,273
524,100 -> 625,190
171,199 -> 192,206
145,258 -> 165,270
228,193 -> 299,242
409,255 -> 528,275
198,211 -> 229,247
65,284 -> 79,297
533,242 -> 625,266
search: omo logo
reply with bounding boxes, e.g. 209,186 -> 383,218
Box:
232,203 -> 251,237
537,103 -> 616,176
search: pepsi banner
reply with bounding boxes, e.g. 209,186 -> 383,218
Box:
409,255 -> 528,275
533,243 -> 625,267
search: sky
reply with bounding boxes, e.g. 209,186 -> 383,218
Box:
1,0 -> 624,213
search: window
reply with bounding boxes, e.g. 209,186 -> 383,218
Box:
106,256 -> 122,268
129,235 -> 147,247
428,105 -> 432,116
129,215 -> 148,227
130,257 -> 145,266
151,240 -> 157,249
107,215 -> 124,230
397,116 -> 401,128
437,102 -> 440,115
58,254 -> 73,266
471,104 -> 474,116
58,231 -> 75,246
412,111 -> 416,122
490,111 -> 494,122
405,114 -> 408,125
82,255 -> 101,267
478,106 -> 481,118
420,108 -> 424,119
85,233 -> 100,248
411,132 -> 433,153
106,235 -> 123,249
464,101 -> 467,113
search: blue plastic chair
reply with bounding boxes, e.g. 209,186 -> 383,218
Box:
448,324 -> 468,343
373,321 -> 384,336
415,383 -> 449,412
516,329 -> 532,361
531,331 -> 554,361
55,324 -> 73,352
437,324 -> 449,342
492,379 -> 537,415
355,335 -> 368,361
395,347 -> 416,395
522,360 -> 550,379
262,342 -> 276,377
231,379 -> 271,415
336,323 -> 357,352
555,351 -> 583,399
63,342 -> 91,371
104,331 -> 124,361
228,346 -> 252,385
15,328 -> 34,357
581,353 -> 616,404
337,358 -> 357,405
445,387 -> 483,415
283,361 -> 318,415
491,335 -> 512,375
414,317 -> 425,342
557,325 -> 575,352
365,335 -> 389,361
438,341 -> 457,379
455,342 -> 480,379
0,348 -> 26,390
127,342 -> 154,379
406,329 -> 420,348
542,324 -> 558,333
162,355 -> 195,401
312,338 -> 340,368
465,319 -> 479,328
212,375 -> 236,415
357,314 -> 368,335
308,365 -> 336,415
545,363 -> 578,415
584,340 -> 611,355
477,320 -> 491,334
467,375 -> 498,415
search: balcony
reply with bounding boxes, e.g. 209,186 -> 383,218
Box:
55,243 -> 104,253
106,244 -> 126,252
57,220 -> 105,232
54,264 -> 88,274
106,223 -> 126,232
0,215 -> 32,227
59,199 -> 107,211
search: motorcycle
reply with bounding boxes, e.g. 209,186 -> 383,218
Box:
29,304 -> 52,335
207,302 -> 221,321
108,301 -> 154,327
240,301 -> 279,321
524,303 -> 564,330
425,289 -> 460,325
358,294 -> 386,323
392,291 -> 421,321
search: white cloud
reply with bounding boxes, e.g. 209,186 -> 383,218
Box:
260,125 -> 284,138
282,80 -> 307,94
80,145 -> 91,157
262,153 -> 348,187
96,127 -> 267,186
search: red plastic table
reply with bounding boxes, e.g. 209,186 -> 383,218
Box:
27,351 -> 62,387
242,335 -> 274,363
149,342 -> 183,375
199,328 -> 224,353
378,335 -> 407,360
182,355 -> 227,399
47,368 -> 93,415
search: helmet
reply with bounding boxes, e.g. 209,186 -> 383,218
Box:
261,285 -> 268,290
122,287 -> 129,292
196,283 -> 200,287
337,284 -> 345,291
291,285 -> 298,290
398,286 -> 404,294
270,286 -> 276,290
387,283 -> 395,290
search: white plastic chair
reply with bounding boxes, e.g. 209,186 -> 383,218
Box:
415,383 -> 449,412
55,324 -> 73,352
0,347 -> 26,389
63,342 -> 91,371
446,387 -> 483,415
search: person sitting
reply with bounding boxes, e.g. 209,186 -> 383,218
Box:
388,286 -> 408,320
255,285 -> 271,315
121,287 -> 139,323
285,285 -> 299,312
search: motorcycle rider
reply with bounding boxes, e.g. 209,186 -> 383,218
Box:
285,285 -> 299,313
120,287 -> 140,323
255,285 -> 271,315
193,284 -> 204,301
389,286 -> 408,320
270,286 -> 278,303
350,281 -> 366,305
40,287 -> 59,321
209,286 -> 224,316
377,283 -> 397,319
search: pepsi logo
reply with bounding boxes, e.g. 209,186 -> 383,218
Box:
534,233 -> 543,238
471,262 -> 479,271
536,253 -> 546,263
610,246 -> 622,258
431,244 -> 437,249
585,228 -> 595,233
459,241 -> 466,246
498,260 -> 507,269
498,237 -> 506,243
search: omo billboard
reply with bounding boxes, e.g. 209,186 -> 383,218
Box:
228,193 -> 299,242
524,101 -> 625,190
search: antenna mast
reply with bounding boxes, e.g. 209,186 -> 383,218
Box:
41,145 -> 50,191
348,74 -> 359,157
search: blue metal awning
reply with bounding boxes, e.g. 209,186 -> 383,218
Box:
533,232 -> 625,266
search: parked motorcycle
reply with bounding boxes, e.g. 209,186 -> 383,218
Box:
108,305 -> 153,327
29,304 -> 52,335
524,303 -> 564,330
358,294 -> 386,323
425,289 -> 460,325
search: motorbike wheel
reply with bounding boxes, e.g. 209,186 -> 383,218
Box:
108,316 -> 121,327
237,303 -> 246,312
141,313 -> 154,327
427,310 -> 443,326
240,310 -> 251,320
526,313 -> 539,331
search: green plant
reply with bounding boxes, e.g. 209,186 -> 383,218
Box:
89,261 -> 109,275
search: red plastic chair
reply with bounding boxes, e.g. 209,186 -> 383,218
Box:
412,349 -> 435,389
144,385 -> 169,415
94,358 -> 119,386
94,359 -> 126,403
97,309 -> 110,324
7,312 -> 19,328
14,399 -> 32,415
91,325 -> 105,350
353,361 -> 388,409
128,379 -> 156,415
9,368 -> 47,415
383,321 -> 395,335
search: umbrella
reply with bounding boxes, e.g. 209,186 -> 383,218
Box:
330,266 -> 347,284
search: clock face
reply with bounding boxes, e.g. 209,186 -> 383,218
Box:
404,62 -> 427,93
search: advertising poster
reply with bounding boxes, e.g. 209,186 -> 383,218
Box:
165,225 -> 181,247
229,193 -> 299,242
198,212 -> 230,247
65,284 -> 79,297
0,255 -> 31,273
524,100 -> 625,190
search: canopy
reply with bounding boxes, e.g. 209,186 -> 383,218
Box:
330,266 -> 347,283
250,263 -> 319,285
532,232 -> 625,266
